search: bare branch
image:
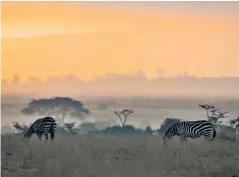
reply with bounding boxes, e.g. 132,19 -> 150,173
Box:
199,104 -> 229,125
114,111 -> 125,126
114,109 -> 134,127
210,108 -> 220,114
217,111 -> 229,118
121,109 -> 134,117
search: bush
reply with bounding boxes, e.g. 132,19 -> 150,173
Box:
64,122 -> 76,133
79,122 -> 97,131
216,125 -> 238,141
145,126 -> 153,134
158,117 -> 181,133
55,125 -> 66,133
102,125 -> 144,135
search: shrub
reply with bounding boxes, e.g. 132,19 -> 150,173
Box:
145,126 -> 153,134
158,117 -> 181,133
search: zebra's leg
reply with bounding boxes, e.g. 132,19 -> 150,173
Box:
204,136 -> 213,142
163,136 -> 171,147
163,138 -> 167,147
180,136 -> 187,143
44,133 -> 49,140
36,132 -> 43,140
50,131 -> 55,140
50,128 -> 55,140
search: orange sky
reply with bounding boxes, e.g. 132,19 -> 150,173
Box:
2,1 -> 239,82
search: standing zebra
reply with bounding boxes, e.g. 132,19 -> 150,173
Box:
162,120 -> 216,145
22,117 -> 56,140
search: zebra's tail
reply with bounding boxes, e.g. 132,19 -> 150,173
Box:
50,118 -> 56,140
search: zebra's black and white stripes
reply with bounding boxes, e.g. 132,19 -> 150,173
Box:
162,120 -> 216,145
22,117 -> 56,140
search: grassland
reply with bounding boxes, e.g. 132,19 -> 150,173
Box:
2,133 -> 239,177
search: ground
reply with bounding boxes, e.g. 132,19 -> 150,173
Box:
1,133 -> 239,177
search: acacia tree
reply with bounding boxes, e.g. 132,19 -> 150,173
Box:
22,97 -> 90,124
114,109 -> 134,127
199,104 -> 239,137
198,104 -> 229,125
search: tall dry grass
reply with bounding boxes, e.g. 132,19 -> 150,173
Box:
2,133 -> 239,177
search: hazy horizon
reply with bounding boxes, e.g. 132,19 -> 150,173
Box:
1,2 -> 239,133
2,71 -> 239,98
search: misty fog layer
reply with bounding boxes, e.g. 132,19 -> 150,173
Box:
2,72 -> 239,98
2,96 -> 239,134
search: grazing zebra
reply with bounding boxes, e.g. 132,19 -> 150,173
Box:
22,117 -> 56,140
162,120 -> 216,145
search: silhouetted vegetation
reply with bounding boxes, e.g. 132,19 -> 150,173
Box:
199,104 -> 239,139
64,122 -> 76,133
230,117 -> 239,135
158,117 -> 181,133
79,122 -> 97,132
145,126 -> 153,134
9,100 -> 239,139
21,97 -> 90,124
198,104 -> 229,125
114,109 -> 134,127
102,125 -> 145,135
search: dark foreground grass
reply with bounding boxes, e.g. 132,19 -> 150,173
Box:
1,133 -> 239,177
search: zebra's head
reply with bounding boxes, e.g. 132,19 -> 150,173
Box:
22,136 -> 28,141
22,126 -> 34,140
162,134 -> 168,146
22,134 -> 30,141
162,124 -> 178,145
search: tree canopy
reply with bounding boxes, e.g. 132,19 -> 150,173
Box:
22,97 -> 90,124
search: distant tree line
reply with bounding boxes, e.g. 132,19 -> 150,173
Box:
9,97 -> 239,140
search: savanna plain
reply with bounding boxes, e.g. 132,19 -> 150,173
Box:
2,133 -> 239,177
2,96 -> 239,177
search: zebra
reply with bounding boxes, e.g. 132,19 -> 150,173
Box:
162,120 -> 216,145
22,117 -> 56,140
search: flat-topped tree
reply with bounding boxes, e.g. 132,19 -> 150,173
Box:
22,97 -> 90,124
114,109 -> 134,127
198,104 -> 229,125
